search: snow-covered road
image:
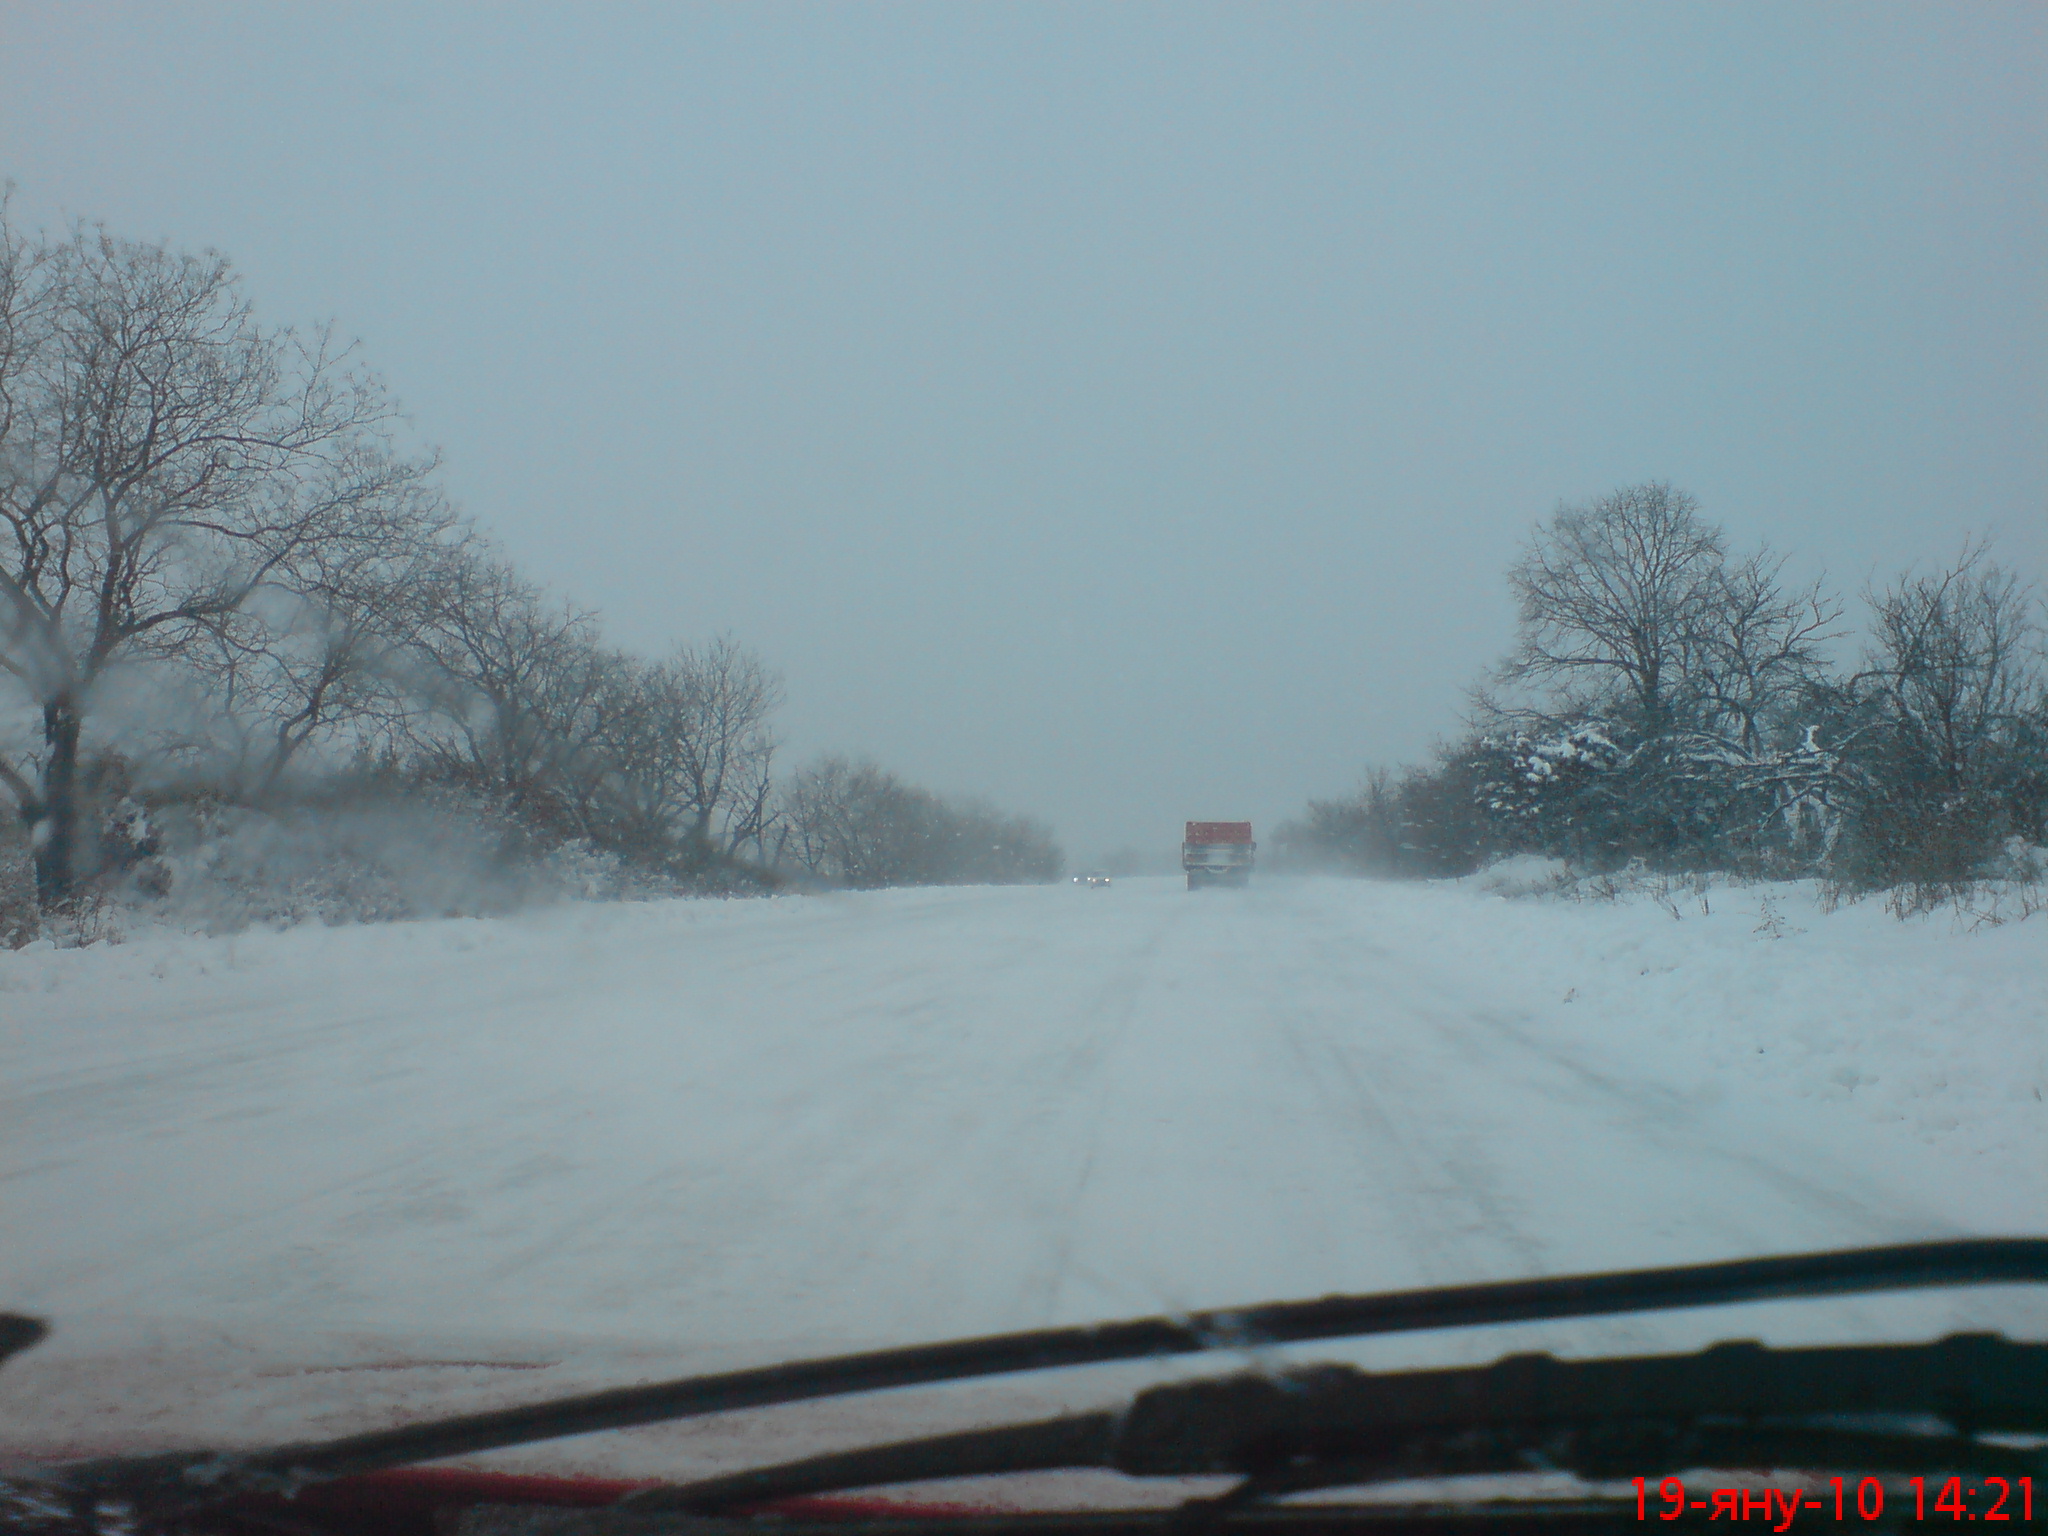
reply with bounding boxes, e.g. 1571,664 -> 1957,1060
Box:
1,875 -> 2042,1472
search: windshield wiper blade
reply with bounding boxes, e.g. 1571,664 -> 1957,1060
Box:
42,1237 -> 2048,1511
0,1316 -> 44,1369
625,1332 -> 2048,1514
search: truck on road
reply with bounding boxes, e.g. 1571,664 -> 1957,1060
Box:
1183,821 -> 1255,890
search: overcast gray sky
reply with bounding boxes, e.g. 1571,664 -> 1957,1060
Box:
2,1 -> 2042,861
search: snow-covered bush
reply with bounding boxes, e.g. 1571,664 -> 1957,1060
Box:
1868,837 -> 2048,927
1466,854 -> 1577,899
140,788 -> 641,933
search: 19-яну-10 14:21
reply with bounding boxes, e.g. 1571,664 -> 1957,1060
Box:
1635,1476 -> 2034,1524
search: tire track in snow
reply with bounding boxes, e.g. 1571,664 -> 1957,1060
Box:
1269,884 -> 1961,1264
547,885 -> 1206,1347
1025,899 -> 1187,1325
1441,1001 -> 1961,1246
1250,898 -> 1549,1289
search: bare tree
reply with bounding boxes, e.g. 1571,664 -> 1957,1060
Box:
775,755 -> 860,882
529,637 -> 782,868
381,545 -> 789,875
0,210 -> 429,899
1479,484 -> 1859,868
0,205 -> 803,913
1795,545 -> 2046,890
397,548 -> 615,836
199,487 -> 460,799
777,755 -> 1060,888
1688,549 -> 1841,756
0,794 -> 33,946
661,637 -> 781,866
1493,483 -> 1726,732
1863,544 -> 2041,796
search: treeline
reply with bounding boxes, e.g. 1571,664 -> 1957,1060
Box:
1278,484 -> 2047,901
776,757 -> 1062,889
0,210 -> 1058,930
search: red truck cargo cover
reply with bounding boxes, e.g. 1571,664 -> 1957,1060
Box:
1185,821 -> 1254,844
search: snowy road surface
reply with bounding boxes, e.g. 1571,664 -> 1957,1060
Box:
1,874 -> 2042,1475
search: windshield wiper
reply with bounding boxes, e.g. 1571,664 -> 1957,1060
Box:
0,1317 -> 44,1371
27,1237 -> 2048,1515
623,1332 -> 2047,1516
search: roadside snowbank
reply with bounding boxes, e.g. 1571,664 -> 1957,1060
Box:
1418,870 -> 2044,1221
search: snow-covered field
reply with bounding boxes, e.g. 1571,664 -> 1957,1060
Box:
0,874 -> 2042,1482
